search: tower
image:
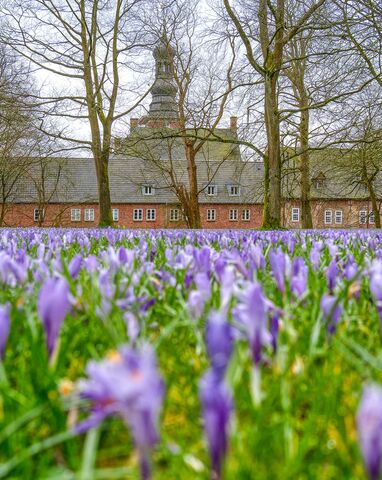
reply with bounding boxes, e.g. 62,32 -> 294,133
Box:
145,34 -> 179,127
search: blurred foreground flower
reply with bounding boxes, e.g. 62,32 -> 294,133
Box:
206,311 -> 233,380
200,369 -> 233,480
0,304 -> 10,359
200,311 -> 233,479
38,277 -> 70,360
75,343 -> 164,480
357,384 -> 382,480
320,294 -> 342,336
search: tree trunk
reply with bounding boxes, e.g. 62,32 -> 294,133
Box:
81,3 -> 112,227
97,153 -> 113,227
368,181 -> 381,228
0,203 -> 5,227
185,144 -> 201,229
262,74 -> 282,229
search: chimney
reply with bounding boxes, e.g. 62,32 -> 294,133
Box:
130,118 -> 139,131
230,116 -> 238,135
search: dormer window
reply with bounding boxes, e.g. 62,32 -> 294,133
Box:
313,172 -> 326,189
142,185 -> 154,196
206,185 -> 217,196
228,184 -> 241,196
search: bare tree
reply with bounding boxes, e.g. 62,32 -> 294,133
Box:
0,0 -> 150,226
0,47 -> 41,225
222,0 -> 327,228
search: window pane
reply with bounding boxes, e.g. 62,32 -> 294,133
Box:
325,210 -> 332,224
292,208 -> 300,222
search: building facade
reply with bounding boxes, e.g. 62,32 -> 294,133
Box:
2,37 -> 381,229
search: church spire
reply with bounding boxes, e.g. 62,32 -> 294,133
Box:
147,32 -> 179,126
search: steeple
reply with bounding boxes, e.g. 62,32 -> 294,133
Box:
146,33 -> 179,125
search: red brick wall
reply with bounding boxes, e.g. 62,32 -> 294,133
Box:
2,200 -> 379,229
199,204 -> 263,229
3,203 -> 263,229
283,199 -> 380,228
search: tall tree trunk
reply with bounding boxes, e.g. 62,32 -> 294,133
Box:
0,203 -> 5,227
185,143 -> 201,229
81,1 -> 112,227
263,74 -> 282,229
98,154 -> 113,227
361,151 -> 381,228
368,180 -> 381,228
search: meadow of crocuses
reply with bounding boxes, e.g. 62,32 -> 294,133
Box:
1,227 -> 382,479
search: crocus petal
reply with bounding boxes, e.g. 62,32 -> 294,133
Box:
0,304 -> 10,359
357,384 -> 382,480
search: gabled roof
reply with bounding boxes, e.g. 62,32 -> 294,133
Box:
11,155 -> 264,204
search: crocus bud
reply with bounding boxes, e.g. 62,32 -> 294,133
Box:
38,277 -> 70,360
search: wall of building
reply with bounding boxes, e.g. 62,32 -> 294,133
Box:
3,200 -> 380,229
283,199 -> 379,228
2,203 -> 263,229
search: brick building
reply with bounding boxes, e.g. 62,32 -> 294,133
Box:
2,37 -> 381,229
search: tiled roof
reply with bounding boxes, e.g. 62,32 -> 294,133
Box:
11,143 -> 380,205
12,155 -> 265,204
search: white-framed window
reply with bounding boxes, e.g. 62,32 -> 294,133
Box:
133,208 -> 143,221
112,208 -> 119,221
242,209 -> 250,221
228,185 -> 241,196
359,210 -> 367,225
84,208 -> 95,222
33,208 -> 44,222
370,212 -> 376,224
207,209 -> 216,221
142,185 -> 154,196
291,208 -> 300,222
146,208 -> 156,221
170,209 -> 179,221
335,210 -> 343,225
324,209 -> 333,225
229,208 -> 238,221
71,208 -> 81,222
206,185 -> 217,196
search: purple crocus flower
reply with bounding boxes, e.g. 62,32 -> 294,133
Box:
270,312 -> 280,354
68,254 -> 83,279
290,257 -> 308,298
344,261 -> 358,281
269,250 -> 289,293
320,294 -> 342,335
118,246 -> 128,265
199,369 -> 233,480
187,273 -> 211,319
76,343 -> 164,480
326,259 -> 338,292
309,246 -> 321,271
187,290 -> 205,319
0,304 -> 10,359
205,311 -> 233,379
357,384 -> 382,480
194,272 -> 211,300
37,277 -> 70,360
234,284 -> 271,366
124,312 -> 140,343
370,273 -> 382,326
